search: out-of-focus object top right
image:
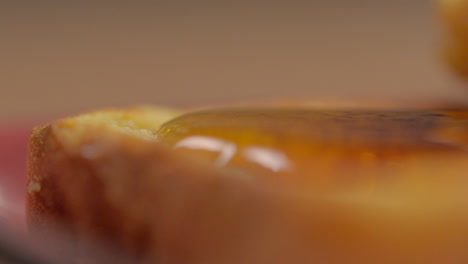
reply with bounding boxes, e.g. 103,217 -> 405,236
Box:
440,0 -> 468,78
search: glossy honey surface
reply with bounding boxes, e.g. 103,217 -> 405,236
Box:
156,108 -> 468,192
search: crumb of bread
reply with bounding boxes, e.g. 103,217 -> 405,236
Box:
51,106 -> 182,152
28,181 -> 41,193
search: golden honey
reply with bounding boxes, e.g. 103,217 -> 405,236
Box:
156,109 -> 468,193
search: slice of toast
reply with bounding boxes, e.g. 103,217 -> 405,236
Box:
27,105 -> 468,264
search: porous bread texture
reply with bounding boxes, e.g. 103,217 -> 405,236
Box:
55,106 -> 181,141
27,106 -> 182,196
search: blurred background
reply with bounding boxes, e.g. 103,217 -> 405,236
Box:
1,0 -> 467,124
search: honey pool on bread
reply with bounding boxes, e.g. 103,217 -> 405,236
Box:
156,108 -> 468,193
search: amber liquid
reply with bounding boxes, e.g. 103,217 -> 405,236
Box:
156,108 -> 468,193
